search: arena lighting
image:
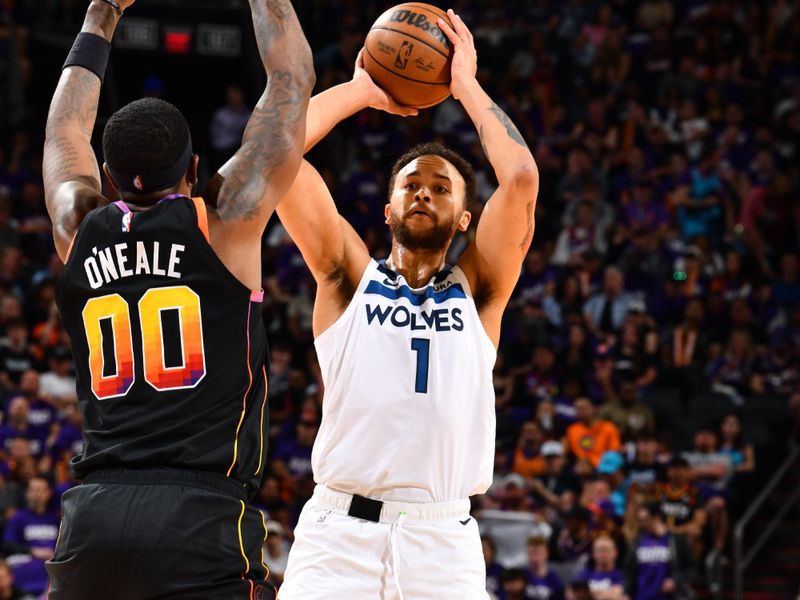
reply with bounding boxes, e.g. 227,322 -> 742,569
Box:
197,24 -> 242,57
115,18 -> 159,51
164,27 -> 192,55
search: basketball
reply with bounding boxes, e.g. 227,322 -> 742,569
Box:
364,3 -> 453,109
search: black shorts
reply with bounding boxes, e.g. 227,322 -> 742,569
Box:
46,468 -> 273,600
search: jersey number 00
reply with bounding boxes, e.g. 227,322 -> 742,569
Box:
81,285 -> 207,399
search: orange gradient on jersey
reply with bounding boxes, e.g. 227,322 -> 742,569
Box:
82,294 -> 135,399
138,286 -> 206,390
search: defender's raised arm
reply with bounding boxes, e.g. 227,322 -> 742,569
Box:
211,0 -> 315,228
43,0 -> 133,262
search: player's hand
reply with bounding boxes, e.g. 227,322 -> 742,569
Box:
352,49 -> 418,117
437,9 -> 478,100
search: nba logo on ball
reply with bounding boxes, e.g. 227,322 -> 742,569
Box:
364,2 -> 453,109
133,175 -> 144,191
394,41 -> 414,70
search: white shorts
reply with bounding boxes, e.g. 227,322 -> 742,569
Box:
278,485 -> 489,600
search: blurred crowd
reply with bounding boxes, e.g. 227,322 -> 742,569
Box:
1,0 -> 800,598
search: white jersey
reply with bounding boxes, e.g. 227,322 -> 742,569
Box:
312,259 -> 497,503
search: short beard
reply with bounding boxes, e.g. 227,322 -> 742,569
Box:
389,211 -> 457,252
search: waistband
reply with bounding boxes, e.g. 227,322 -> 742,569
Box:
82,467 -> 250,501
313,485 -> 470,524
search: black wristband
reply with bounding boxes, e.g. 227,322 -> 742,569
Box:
63,32 -> 111,83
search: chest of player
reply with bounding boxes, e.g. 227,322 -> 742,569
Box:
358,277 -> 469,335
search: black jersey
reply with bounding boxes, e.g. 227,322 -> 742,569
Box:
56,196 -> 268,493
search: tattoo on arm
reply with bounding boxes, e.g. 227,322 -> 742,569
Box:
215,70 -> 304,221
251,0 -> 291,46
520,200 -> 534,251
488,101 -> 527,147
478,124 -> 490,160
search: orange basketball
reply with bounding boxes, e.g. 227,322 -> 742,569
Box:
363,3 -> 453,109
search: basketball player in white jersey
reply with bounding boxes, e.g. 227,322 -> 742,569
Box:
276,10 -> 538,599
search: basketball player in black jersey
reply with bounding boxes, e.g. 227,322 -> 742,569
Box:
42,1 -> 313,598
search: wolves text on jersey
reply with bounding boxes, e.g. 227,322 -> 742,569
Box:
83,241 -> 184,290
365,303 -> 465,332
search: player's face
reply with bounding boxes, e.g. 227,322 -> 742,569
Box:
386,156 -> 471,252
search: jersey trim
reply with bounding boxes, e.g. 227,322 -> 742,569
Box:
190,197 -> 209,242
64,231 -> 78,262
226,300 -> 256,476
253,366 -> 268,477
364,279 -> 466,305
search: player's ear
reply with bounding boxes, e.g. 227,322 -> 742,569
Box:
186,154 -> 200,187
102,163 -> 120,196
384,203 -> 391,224
457,210 -> 471,232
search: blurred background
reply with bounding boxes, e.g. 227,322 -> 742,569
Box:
1,1 -> 800,599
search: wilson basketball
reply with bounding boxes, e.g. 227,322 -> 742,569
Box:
364,3 -> 453,109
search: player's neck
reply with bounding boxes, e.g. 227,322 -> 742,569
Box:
387,244 -> 446,288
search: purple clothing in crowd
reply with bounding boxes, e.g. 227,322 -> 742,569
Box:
631,534 -> 672,600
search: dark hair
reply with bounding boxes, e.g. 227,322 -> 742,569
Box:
643,501 -> 665,520
103,98 -> 190,187
388,142 -> 477,211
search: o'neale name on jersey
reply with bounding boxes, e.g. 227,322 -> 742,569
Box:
365,303 -> 464,332
84,242 -> 184,290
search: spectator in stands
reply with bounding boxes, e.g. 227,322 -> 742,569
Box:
708,329 -> 755,405
0,559 -> 33,600
498,568 -> 527,600
17,370 -> 55,446
656,457 -> 706,559
38,347 -> 75,407
525,537 -> 565,600
519,346 -> 562,407
552,201 -> 606,267
683,427 -> 732,562
0,398 -> 43,457
718,413 -> 755,474
773,252 -> 800,309
484,535 -> 505,598
209,84 -> 251,171
584,267 -> 634,335
2,477 -> 58,595
512,421 -> 547,479
271,411 -> 318,486
530,441 -> 581,512
598,376 -> 655,441
594,451 -> 626,518
625,435 -> 665,499
572,535 -> 624,600
624,503 -> 694,600
263,520 -> 290,588
552,505 -> 593,584
566,398 -> 621,468
0,321 -> 35,387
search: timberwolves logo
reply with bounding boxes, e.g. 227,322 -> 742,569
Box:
394,41 -> 414,70
133,175 -> 144,191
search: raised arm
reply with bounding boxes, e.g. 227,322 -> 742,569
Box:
303,50 -> 417,152
44,0 -> 133,262
208,0 -> 314,233
440,11 -> 539,340
276,160 -> 370,336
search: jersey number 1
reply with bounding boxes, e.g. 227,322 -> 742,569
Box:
81,285 -> 206,399
411,338 -> 430,394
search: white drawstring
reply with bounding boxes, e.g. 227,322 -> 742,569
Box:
389,511 -> 407,600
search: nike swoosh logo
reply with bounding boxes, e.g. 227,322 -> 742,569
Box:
459,518 -> 471,526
